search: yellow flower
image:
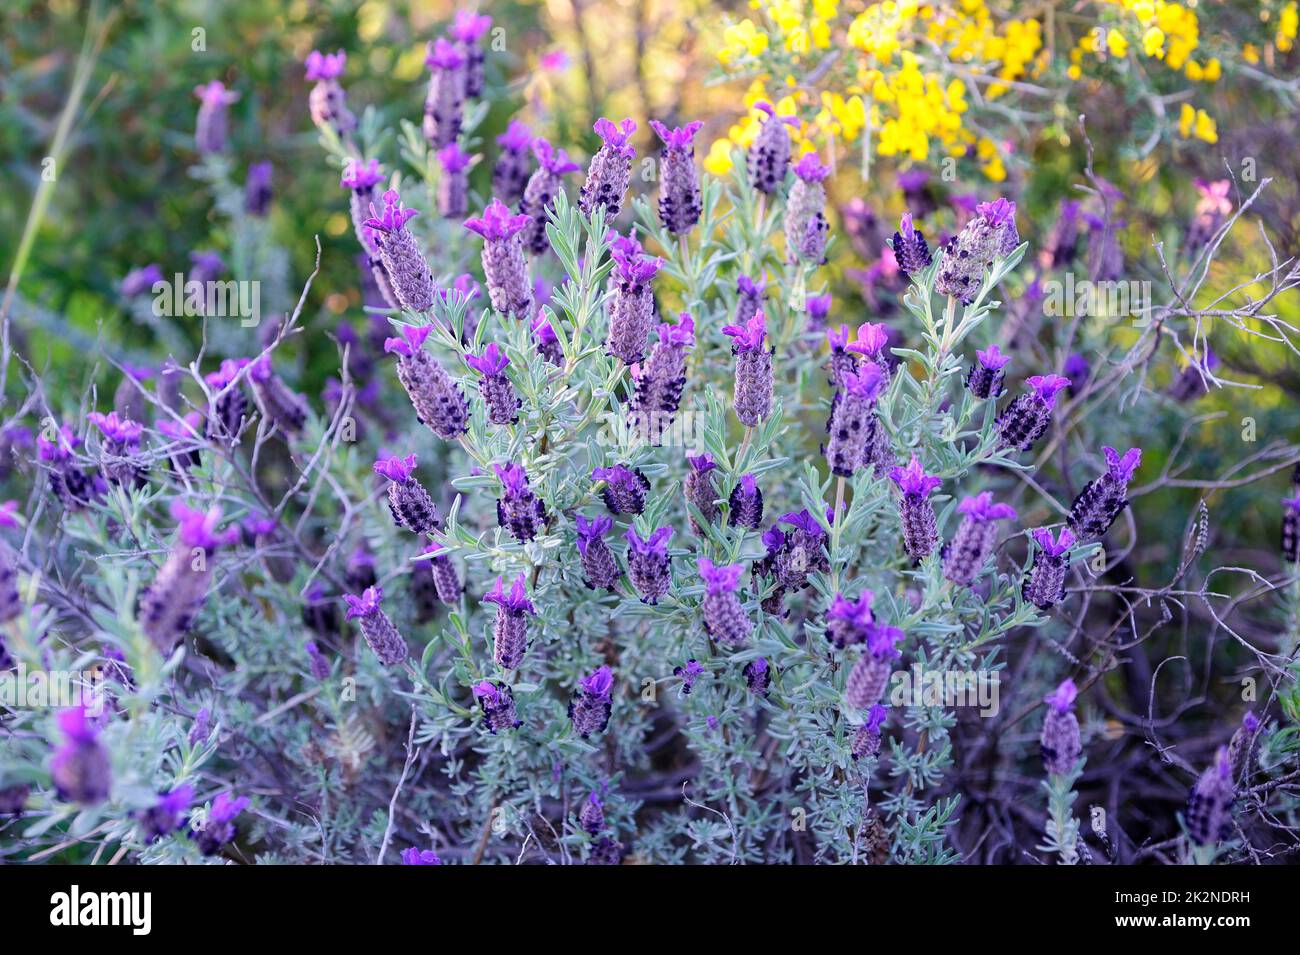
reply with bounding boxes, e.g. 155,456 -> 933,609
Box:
703,138 -> 735,177
1242,42 -> 1260,65
720,19 -> 769,65
1106,29 -> 1129,57
1177,103 -> 1217,143
1142,26 -> 1165,58
1280,2 -> 1298,53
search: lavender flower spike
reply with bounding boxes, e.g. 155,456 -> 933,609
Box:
422,38 -> 466,148
996,374 -> 1070,452
826,364 -> 885,477
305,49 -> 356,138
825,591 -> 874,650
734,274 -> 767,327
416,543 -> 463,607
891,212 -> 932,276
747,102 -> 796,195
744,657 -> 772,696
698,555 -> 753,647
650,120 -> 704,234
249,354 -> 309,435
465,199 -> 534,318
193,792 -> 250,856
631,312 -> 694,444
936,197 -> 1019,303
593,464 -> 650,515
374,453 -> 442,535
494,461 -> 547,542
344,586 -> 409,666
474,681 -> 522,734
845,626 -> 904,710
384,324 -> 471,439
1186,746 -> 1235,846
943,493 -> 1017,587
1067,447 -> 1141,540
625,526 -> 673,603
437,144 -> 473,219
580,118 -> 637,219
569,665 -> 615,738
365,189 -> 436,313
520,139 -> 582,255
852,704 -> 890,759
493,120 -> 533,204
138,500 -> 240,653
1284,492 -> 1300,564
450,10 -> 492,98
1022,527 -> 1076,610
966,344 -> 1010,400
579,792 -> 606,835
605,233 -> 663,364
785,153 -> 831,264
50,707 -> 111,806
722,310 -> 773,427
728,473 -> 764,529
1040,679 -> 1082,776
193,80 -> 238,156
464,343 -> 520,425
685,453 -> 720,532
484,574 -> 536,670
889,455 -> 942,561
575,515 -> 622,592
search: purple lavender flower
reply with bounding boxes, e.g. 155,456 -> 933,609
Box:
437,144 -> 473,218
344,586 -> 409,666
520,139 -> 582,255
943,493 -> 1017,587
137,785 -> 194,842
673,659 -> 705,695
365,189 -> 436,313
1228,711 -> 1261,782
747,102 -> 796,194
345,544 -> 378,594
532,314 -> 564,365
305,639 -> 331,680
203,358 -> 251,443
579,792 -> 606,835
727,473 -> 764,529
401,848 -> 443,865
121,264 -> 164,298
464,343 -> 520,425
890,212 -> 932,277
569,665 -> 615,738
631,313 -> 694,444
734,274 -> 767,327
649,120 -> 704,234
305,49 -> 355,138
38,424 -> 94,510
193,80 -> 238,155
899,168 -> 936,217
493,120 -> 533,204
341,158 -> 386,255
579,117 -> 637,219
605,234 -> 663,364
765,509 -> 831,592
889,455 -> 942,561
415,543 -> 463,609
743,656 -> 772,696
423,38 -> 466,148
806,292 -> 832,332
88,411 -> 144,486
375,453 -> 442,535
384,324 -> 471,439
722,310 -> 773,427
698,558 -> 752,647
494,461 -> 547,542
1284,492 -> 1300,564
996,374 -> 1070,452
575,515 -> 622,592
1063,353 -> 1089,396
847,322 -> 893,382
825,590 -> 874,650
188,249 -> 225,287
248,354 -> 308,435
484,574 -> 536,670
473,680 -> 522,734
1040,679 -> 1082,777
685,453 -> 720,532
826,364 -> 885,477
465,199 -> 534,318
852,704 -> 889,759
192,792 -> 250,856
1067,447 -> 1141,540
1041,198 -> 1082,268
966,344 -> 1010,400
625,526 -> 673,603
244,160 -> 273,216
50,707 -> 110,806
845,626 -> 904,710
785,153 -> 831,263
1022,527 -> 1075,610
1186,746 -> 1235,846
936,197 -> 1019,303
449,10 -> 492,98
138,501 -> 239,653
593,464 -> 650,515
